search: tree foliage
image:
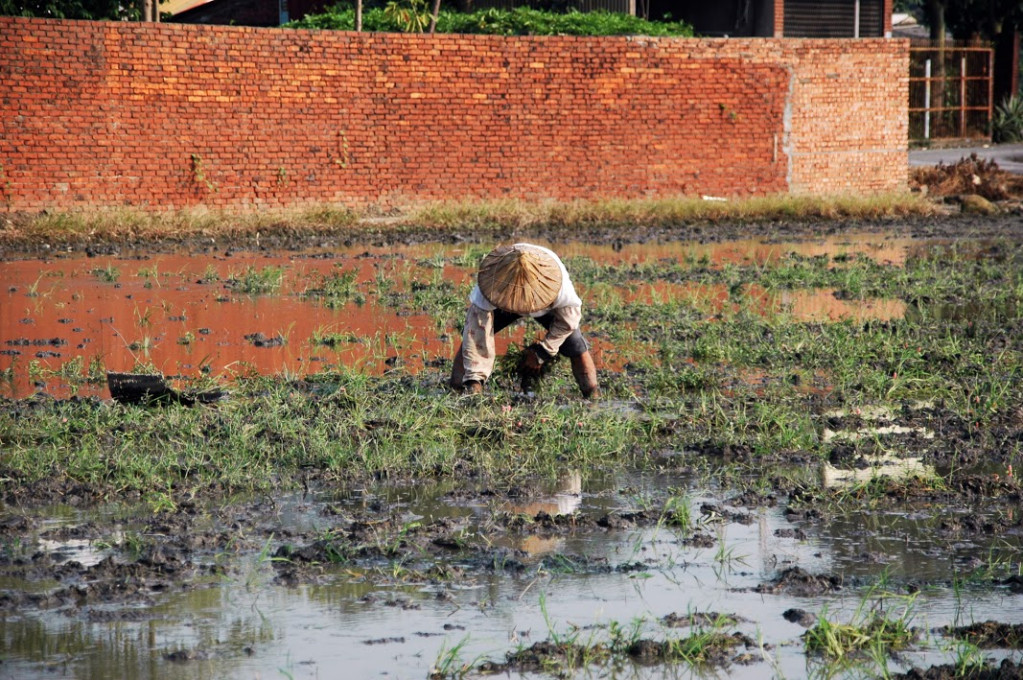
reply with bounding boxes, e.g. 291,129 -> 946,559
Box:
945,0 -> 1023,40
0,0 -> 140,19
288,4 -> 693,36
907,0 -> 1023,42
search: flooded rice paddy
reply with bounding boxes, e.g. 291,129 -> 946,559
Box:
2,220 -> 1023,679
1,234 -> 914,401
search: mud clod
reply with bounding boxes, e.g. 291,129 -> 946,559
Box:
893,657 -> 1023,680
782,608 -> 817,628
945,622 -> 1023,649
755,567 -> 842,596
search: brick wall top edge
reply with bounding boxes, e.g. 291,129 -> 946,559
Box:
0,15 -> 909,51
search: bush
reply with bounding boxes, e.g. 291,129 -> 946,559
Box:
992,94 -> 1023,143
287,4 -> 693,36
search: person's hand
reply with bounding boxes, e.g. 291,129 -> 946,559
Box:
519,344 -> 552,392
520,347 -> 544,376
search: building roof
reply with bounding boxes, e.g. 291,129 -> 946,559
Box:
161,0 -> 212,16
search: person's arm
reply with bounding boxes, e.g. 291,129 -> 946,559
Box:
536,305 -> 581,359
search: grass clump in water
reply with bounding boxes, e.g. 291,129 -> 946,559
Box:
804,591 -> 918,677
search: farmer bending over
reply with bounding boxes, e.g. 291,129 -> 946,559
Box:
449,243 -> 599,399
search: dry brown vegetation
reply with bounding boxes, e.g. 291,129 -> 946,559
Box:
910,154 -> 1023,201
0,193 -> 939,254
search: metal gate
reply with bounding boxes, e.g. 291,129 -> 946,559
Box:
909,46 -> 994,144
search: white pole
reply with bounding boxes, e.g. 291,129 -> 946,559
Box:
854,0 -> 860,38
960,56 -> 967,137
924,58 -> 932,140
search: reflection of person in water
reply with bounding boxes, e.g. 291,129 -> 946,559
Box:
449,243 -> 599,398
499,471 -> 582,555
498,470 -> 582,517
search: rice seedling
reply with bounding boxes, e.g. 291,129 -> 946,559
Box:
661,492 -> 693,531
712,529 -> 749,574
310,326 -> 358,348
137,264 -> 160,288
303,266 -> 365,308
197,264 -> 220,284
662,627 -> 745,665
606,616 -> 646,655
429,635 -> 475,680
804,592 -> 917,662
226,265 -> 285,295
91,263 -> 120,283
949,638 -> 987,678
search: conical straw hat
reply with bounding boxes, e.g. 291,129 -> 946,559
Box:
478,244 -> 562,315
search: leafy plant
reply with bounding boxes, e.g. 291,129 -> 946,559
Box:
189,153 -> 215,193
288,6 -> 694,36
383,0 -> 430,32
992,94 -> 1023,143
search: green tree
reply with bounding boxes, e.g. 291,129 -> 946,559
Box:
916,0 -> 1023,115
0,0 -> 140,20
946,0 -> 1023,42
946,0 -> 1023,103
914,0 -> 1023,45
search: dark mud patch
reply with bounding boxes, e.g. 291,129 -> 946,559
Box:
662,611 -> 750,628
3,212 -> 1022,260
474,629 -> 761,676
0,551 -> 211,611
790,475 -> 1023,511
754,566 -> 843,596
0,496 -> 293,614
626,632 -> 761,666
893,658 -> 1023,680
479,640 -> 596,675
945,622 -> 1023,649
782,608 -> 818,627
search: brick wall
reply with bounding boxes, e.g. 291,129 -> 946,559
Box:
0,17 -> 908,213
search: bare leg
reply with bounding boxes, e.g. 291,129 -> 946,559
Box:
570,351 -> 600,399
449,343 -> 466,390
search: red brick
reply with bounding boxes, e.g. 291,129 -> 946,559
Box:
0,16 -> 908,212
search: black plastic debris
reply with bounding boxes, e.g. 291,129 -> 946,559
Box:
106,372 -> 225,406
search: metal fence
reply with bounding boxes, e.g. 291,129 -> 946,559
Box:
909,46 -> 994,144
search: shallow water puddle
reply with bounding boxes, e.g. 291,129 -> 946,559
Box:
2,468 -> 1021,680
2,233 -> 934,399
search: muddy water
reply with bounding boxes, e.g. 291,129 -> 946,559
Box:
4,230 -> 1022,679
2,233 -> 923,399
2,469 -> 1021,680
